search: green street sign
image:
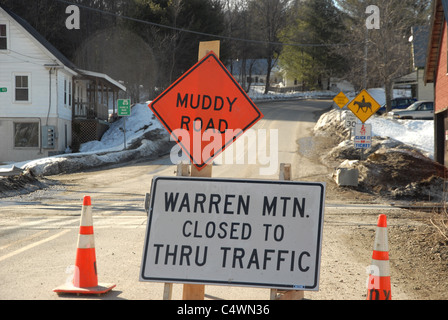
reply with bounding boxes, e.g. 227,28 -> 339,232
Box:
117,99 -> 131,116
0,88 -> 7,93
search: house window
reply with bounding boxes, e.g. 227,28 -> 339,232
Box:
15,75 -> 29,101
0,24 -> 7,49
64,78 -> 67,105
69,80 -> 72,108
14,122 -> 39,148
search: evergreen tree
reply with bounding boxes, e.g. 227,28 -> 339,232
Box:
278,0 -> 347,90
129,0 -> 225,92
0,0 -> 226,99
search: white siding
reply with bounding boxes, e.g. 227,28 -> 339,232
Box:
1,11 -> 57,117
417,69 -> 435,101
57,69 -> 74,121
0,8 -> 75,162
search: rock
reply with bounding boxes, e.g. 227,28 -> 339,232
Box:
333,160 -> 359,187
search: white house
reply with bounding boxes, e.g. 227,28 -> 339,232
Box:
0,4 -> 126,163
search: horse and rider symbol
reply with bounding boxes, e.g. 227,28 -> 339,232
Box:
345,90 -> 380,123
354,96 -> 372,113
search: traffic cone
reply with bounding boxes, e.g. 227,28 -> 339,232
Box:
366,214 -> 391,300
53,196 -> 115,295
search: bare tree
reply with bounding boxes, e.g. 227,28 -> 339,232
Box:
167,0 -> 185,84
336,0 -> 431,112
249,0 -> 291,94
221,0 -> 252,91
73,27 -> 157,102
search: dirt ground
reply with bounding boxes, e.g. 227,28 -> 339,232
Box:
319,176 -> 448,300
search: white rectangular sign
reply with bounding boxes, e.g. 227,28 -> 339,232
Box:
140,176 -> 326,290
354,123 -> 372,149
345,112 -> 358,129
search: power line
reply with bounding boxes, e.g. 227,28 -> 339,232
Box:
55,0 -> 354,48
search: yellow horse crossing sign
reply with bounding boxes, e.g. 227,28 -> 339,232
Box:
347,89 -> 381,123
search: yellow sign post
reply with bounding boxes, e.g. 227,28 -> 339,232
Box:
333,91 -> 349,109
347,89 -> 381,123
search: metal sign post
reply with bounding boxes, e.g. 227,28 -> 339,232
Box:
117,99 -> 131,150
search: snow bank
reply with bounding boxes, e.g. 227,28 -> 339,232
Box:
23,138 -> 168,176
1,103 -> 170,176
314,106 -> 443,201
248,85 -> 334,101
80,103 -> 164,153
318,108 -> 434,159
367,116 -> 434,157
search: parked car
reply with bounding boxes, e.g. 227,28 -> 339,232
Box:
388,101 -> 434,120
376,97 -> 417,115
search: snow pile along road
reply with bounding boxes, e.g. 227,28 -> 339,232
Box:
7,104 -> 171,176
314,108 -> 446,202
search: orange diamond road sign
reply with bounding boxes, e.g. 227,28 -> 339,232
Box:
149,52 -> 263,170
347,89 -> 381,123
333,91 -> 349,109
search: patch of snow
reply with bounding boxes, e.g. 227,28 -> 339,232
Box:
367,117 -> 434,158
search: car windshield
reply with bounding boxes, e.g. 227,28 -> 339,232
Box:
406,102 -> 420,111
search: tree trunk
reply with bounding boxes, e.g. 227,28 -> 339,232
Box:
264,56 -> 272,94
384,79 -> 393,113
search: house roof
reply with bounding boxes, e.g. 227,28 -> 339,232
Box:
0,4 -> 77,71
0,4 -> 125,91
393,71 -> 417,87
77,69 -> 126,92
411,26 -> 429,69
424,0 -> 445,83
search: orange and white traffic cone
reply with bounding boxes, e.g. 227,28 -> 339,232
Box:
366,214 -> 391,300
53,196 -> 115,295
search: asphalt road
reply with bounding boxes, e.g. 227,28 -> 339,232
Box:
0,99 -> 407,301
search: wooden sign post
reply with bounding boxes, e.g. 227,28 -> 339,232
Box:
270,163 -> 305,301
157,163 -> 310,300
148,41 -> 262,171
142,42 -> 319,301
182,41 -> 220,300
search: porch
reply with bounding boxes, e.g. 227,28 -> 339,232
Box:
72,69 -> 126,149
